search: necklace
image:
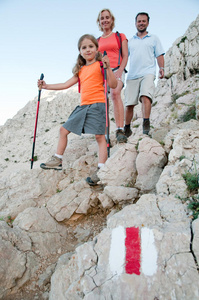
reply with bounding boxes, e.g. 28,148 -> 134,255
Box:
102,31 -> 113,38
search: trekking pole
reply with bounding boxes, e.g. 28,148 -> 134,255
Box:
103,51 -> 110,157
31,73 -> 44,169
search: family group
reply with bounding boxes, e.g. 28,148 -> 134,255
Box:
37,9 -> 165,185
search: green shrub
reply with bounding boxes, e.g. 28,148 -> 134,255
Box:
181,106 -> 196,122
188,198 -> 199,220
177,36 -> 187,47
0,216 -> 14,226
177,194 -> 199,220
159,141 -> 165,146
29,156 -> 38,162
135,138 -> 142,151
179,155 -> 186,161
171,90 -> 190,103
152,101 -> 157,107
182,172 -> 199,192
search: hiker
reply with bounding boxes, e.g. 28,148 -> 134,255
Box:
38,34 -> 117,185
96,8 -> 128,143
124,12 -> 165,137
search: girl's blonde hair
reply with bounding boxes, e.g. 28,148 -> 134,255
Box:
96,8 -> 115,32
72,34 -> 102,76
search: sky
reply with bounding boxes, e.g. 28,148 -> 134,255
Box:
0,0 -> 198,125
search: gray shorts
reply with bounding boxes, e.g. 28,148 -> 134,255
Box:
125,74 -> 155,106
62,102 -> 106,136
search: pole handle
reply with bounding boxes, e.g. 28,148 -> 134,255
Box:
103,51 -> 107,70
39,73 -> 44,91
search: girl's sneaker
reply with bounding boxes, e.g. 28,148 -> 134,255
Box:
40,155 -> 62,170
86,168 -> 100,186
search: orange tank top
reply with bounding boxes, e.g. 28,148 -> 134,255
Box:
78,61 -> 105,106
98,33 -> 127,68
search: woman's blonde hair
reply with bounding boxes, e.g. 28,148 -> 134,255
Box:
72,34 -> 102,76
96,8 -> 115,32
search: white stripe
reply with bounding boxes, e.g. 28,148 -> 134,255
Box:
109,226 -> 125,275
141,228 -> 157,276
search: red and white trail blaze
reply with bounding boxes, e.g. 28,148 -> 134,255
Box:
109,226 -> 158,276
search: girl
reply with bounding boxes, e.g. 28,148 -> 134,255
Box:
38,34 -> 117,186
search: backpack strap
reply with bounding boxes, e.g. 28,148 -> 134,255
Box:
78,61 -> 104,93
115,31 -> 122,66
115,32 -> 127,73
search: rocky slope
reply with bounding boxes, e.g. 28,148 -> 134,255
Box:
0,14 -> 199,300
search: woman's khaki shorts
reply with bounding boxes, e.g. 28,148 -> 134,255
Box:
107,68 -> 126,93
125,74 -> 155,106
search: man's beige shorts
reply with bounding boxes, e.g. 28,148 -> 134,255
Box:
125,74 -> 155,106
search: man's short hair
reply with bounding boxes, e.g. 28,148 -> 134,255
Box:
135,12 -> 150,22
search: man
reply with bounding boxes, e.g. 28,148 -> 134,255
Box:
124,12 -> 165,136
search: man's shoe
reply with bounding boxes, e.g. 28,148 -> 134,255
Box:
124,125 -> 132,137
116,129 -> 127,143
143,119 -> 150,135
86,168 -> 100,186
40,155 -> 62,170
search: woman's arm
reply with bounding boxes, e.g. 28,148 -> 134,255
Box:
114,39 -> 128,79
37,75 -> 78,90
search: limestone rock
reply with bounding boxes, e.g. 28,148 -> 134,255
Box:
99,141 -> 138,186
47,180 -> 97,221
98,193 -> 114,209
49,194 -> 199,300
0,221 -> 39,298
104,185 -> 138,204
13,207 -> 67,257
168,129 -> 199,164
135,137 -> 167,192
0,168 -> 64,219
192,218 -> 199,262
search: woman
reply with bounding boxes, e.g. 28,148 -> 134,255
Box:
97,8 -> 128,143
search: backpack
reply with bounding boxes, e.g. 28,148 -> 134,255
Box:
78,61 -> 104,93
97,31 -> 124,69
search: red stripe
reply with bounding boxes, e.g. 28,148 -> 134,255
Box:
125,227 -> 141,275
